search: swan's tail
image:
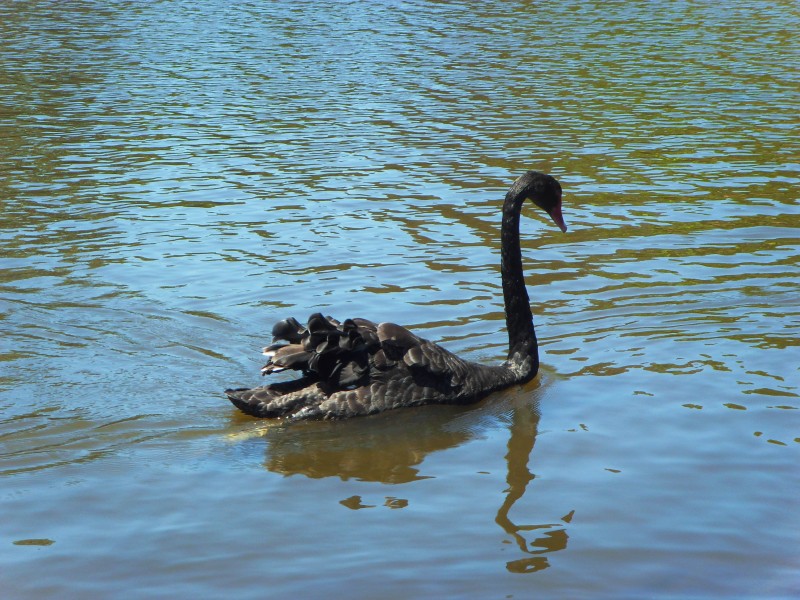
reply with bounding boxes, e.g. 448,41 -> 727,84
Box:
225,379 -> 328,419
225,387 -> 275,418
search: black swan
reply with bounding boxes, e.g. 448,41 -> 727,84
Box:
226,171 -> 567,420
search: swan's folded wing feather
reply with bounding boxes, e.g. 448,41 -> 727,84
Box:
262,344 -> 312,374
376,322 -> 422,359
261,317 -> 472,392
405,340 -> 472,387
378,322 -> 470,388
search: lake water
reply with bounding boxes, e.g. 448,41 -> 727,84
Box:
1,1 -> 798,597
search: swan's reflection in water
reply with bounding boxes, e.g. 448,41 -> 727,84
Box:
258,404 -> 470,483
495,392 -> 573,573
248,382 -> 569,572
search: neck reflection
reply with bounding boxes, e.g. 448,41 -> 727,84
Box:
495,396 -> 572,573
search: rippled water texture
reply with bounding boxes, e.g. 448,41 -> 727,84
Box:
1,1 -> 798,597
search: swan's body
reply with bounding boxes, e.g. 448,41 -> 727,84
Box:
226,171 -> 566,420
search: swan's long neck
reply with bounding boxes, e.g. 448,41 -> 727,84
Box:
500,191 -> 539,381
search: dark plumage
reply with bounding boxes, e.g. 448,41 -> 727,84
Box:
226,171 -> 567,420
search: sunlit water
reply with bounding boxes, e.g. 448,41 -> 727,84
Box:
1,1 -> 798,597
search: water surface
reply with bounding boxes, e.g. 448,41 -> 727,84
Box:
1,1 -> 798,598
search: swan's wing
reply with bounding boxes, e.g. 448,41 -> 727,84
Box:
377,322 -> 472,388
264,313 -> 375,388
261,315 -> 473,391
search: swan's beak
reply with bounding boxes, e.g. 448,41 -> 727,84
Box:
548,203 -> 568,233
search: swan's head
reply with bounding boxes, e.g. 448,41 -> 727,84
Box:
511,171 -> 567,232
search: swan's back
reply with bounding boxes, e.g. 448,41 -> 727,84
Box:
225,313 -> 517,420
